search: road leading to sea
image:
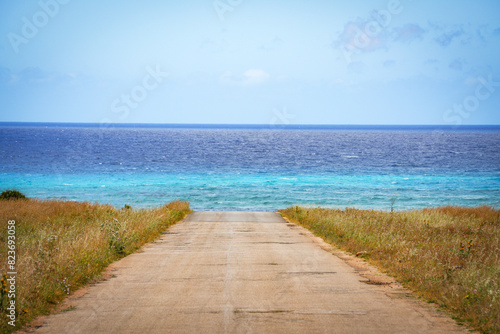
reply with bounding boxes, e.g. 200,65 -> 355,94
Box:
33,212 -> 468,333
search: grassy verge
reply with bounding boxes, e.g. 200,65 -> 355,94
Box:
0,199 -> 191,333
279,206 -> 499,334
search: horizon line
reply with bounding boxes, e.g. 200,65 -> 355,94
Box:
1,121 -> 500,128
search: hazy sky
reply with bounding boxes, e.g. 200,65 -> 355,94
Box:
1,0 -> 499,125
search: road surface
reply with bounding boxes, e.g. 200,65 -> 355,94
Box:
32,212 -> 468,333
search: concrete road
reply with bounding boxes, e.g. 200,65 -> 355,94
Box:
33,212 -> 468,333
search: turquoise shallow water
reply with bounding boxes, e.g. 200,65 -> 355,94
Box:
2,172 -> 499,211
1,124 -> 499,210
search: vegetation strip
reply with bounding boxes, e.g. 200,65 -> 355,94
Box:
0,199 -> 191,333
279,206 -> 499,334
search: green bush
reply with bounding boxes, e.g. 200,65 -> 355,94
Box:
0,189 -> 26,200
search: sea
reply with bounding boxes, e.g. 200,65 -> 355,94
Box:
1,123 -> 499,211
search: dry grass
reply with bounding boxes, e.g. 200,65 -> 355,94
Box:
279,206 -> 500,334
0,199 -> 191,333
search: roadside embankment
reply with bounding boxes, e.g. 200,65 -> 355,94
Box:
0,199 -> 190,333
279,206 -> 499,334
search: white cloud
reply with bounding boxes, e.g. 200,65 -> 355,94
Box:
220,69 -> 270,86
243,69 -> 270,85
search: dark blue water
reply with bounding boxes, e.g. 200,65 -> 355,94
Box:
1,123 -> 499,210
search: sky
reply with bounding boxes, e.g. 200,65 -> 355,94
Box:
0,0 -> 499,125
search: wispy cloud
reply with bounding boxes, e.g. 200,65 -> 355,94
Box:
0,66 -> 85,87
333,21 -> 388,53
449,59 -> 464,71
220,69 -> 270,86
424,59 -> 439,65
393,23 -> 425,43
333,21 -> 425,56
243,69 -> 270,84
423,58 -> 440,72
433,25 -> 465,47
383,59 -> 396,68
334,20 -> 498,56
427,23 -> 500,47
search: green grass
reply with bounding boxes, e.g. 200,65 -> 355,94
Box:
0,199 -> 191,333
279,205 -> 500,334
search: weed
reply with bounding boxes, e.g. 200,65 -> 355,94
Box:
279,205 -> 500,333
0,199 -> 190,332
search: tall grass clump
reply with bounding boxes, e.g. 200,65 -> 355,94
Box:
280,205 -> 499,334
0,190 -> 26,200
0,199 -> 190,333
